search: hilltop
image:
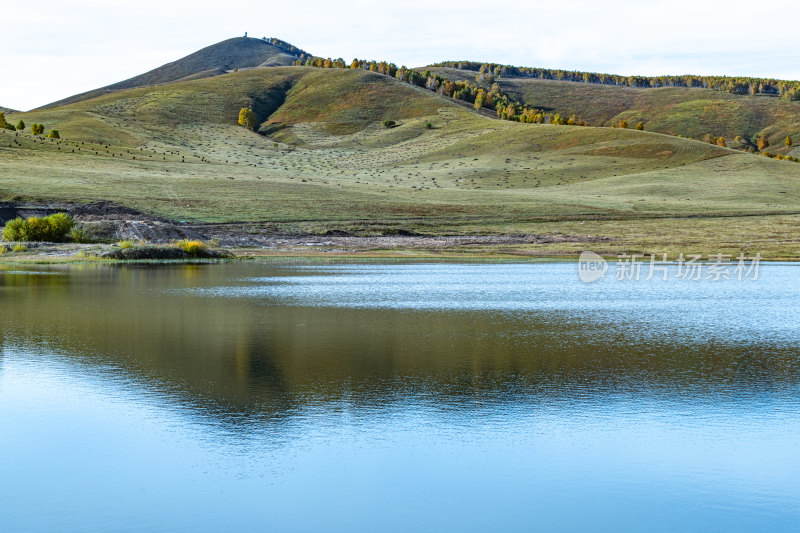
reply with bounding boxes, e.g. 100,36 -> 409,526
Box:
40,37 -> 307,109
1,39 -> 799,258
0,106 -> 17,114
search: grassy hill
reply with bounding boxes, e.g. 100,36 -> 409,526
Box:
428,66 -> 800,155
3,64 -> 800,257
40,37 -> 304,110
1,106 -> 17,114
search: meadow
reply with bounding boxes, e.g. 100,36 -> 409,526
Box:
3,65 -> 800,257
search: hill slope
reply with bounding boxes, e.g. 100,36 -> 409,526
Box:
1,106 -> 17,114
4,64 -> 800,256
40,37 -> 304,110
428,66 -> 800,154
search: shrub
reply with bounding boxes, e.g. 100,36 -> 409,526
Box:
2,212 -> 75,242
0,245 -> 7,255
757,137 -> 769,151
635,122 -> 644,130
70,227 -> 89,243
382,120 -> 396,128
12,244 -> 28,253
48,129 -> 60,139
117,239 -> 136,249
2,217 -> 26,241
175,239 -> 207,256
424,122 -> 433,129
46,213 -> 75,238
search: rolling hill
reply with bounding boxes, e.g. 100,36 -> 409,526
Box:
2,39 -> 800,257
40,37 -> 306,110
427,66 -> 800,155
1,106 -> 17,114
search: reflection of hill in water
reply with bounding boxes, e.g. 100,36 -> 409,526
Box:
1,263 -> 798,428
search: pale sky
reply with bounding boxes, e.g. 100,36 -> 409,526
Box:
3,0 -> 799,111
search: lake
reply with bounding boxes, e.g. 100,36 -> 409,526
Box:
1,261 -> 799,532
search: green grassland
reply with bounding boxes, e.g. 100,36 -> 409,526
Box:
428,66 -> 800,153
3,65 -> 800,257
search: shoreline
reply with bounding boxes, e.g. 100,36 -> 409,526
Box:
1,241 -> 799,264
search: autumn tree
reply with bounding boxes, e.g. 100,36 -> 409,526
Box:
474,89 -> 486,110
0,112 -> 6,129
16,119 -> 24,131
48,129 -> 60,139
238,108 -> 257,130
618,120 -> 628,129
635,122 -> 644,130
757,137 -> 769,151
786,136 -> 793,147
716,137 -> 726,147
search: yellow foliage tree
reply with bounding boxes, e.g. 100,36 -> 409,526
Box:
716,137 -> 726,147
238,108 -> 257,130
635,122 -> 644,130
474,89 -> 485,110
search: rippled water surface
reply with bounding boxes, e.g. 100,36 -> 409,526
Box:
1,261 -> 799,532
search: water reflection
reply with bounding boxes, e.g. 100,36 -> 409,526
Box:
1,262 -> 799,532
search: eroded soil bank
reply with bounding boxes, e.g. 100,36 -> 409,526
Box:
0,201 -> 605,260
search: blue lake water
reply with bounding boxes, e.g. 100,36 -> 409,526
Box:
1,261 -> 799,532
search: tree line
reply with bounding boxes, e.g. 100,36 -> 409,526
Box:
0,113 -> 59,137
263,37 -> 311,58
431,61 -> 800,101
291,57 -> 588,126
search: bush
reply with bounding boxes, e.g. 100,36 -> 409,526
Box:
2,218 -> 26,241
0,245 -> 7,255
12,244 -> 28,253
424,122 -> 433,129
382,120 -> 396,128
175,239 -> 207,256
117,239 -> 136,249
48,129 -> 60,139
2,212 -> 76,242
70,227 -> 89,243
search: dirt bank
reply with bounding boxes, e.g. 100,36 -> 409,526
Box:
0,201 -> 607,257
